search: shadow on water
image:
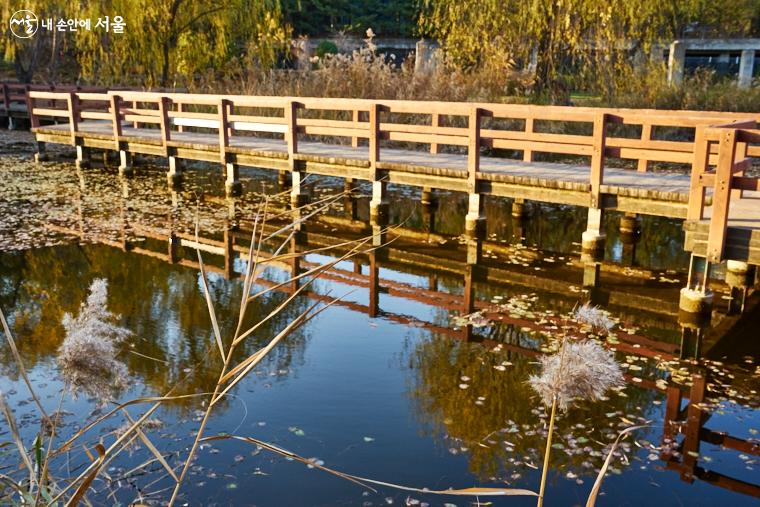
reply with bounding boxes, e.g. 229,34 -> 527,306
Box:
0,147 -> 758,505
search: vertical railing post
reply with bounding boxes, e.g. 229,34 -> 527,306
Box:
687,126 -> 710,221
26,90 -> 38,129
67,92 -> 80,145
351,109 -> 360,148
369,102 -> 380,173
368,102 -> 386,224
706,128 -> 738,263
176,102 -> 184,133
582,112 -> 608,260
286,100 -> 298,169
219,98 -> 240,195
732,138 -> 748,200
430,112 -> 441,155
110,94 -> 123,147
132,100 -> 138,129
589,112 -> 607,209
464,106 -> 484,238
2,83 -> 9,113
523,117 -> 534,162
111,94 -> 132,176
637,123 -> 652,172
287,100 -> 306,206
158,96 -> 171,156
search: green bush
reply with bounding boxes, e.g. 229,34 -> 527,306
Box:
315,40 -> 339,59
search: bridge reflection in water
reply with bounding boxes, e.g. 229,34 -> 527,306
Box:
34,166 -> 760,501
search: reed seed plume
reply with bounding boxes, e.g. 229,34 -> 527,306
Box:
57,279 -> 131,403
573,302 -> 615,335
529,339 -> 624,411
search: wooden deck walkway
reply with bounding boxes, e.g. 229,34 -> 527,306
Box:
22,89 -> 760,297
36,120 -> 696,208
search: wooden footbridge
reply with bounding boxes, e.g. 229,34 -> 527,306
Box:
21,89 -> 760,313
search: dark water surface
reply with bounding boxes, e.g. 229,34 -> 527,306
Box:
1,138 -> 758,506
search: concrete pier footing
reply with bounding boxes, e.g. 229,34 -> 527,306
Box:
679,288 -> 713,316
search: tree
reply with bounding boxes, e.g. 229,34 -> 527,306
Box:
417,0 -> 760,96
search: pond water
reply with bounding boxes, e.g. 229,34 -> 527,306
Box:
1,133 -> 759,506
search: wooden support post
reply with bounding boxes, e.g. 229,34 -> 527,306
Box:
351,109 -> 359,148
706,128 -> 738,263
523,118 -> 534,162
465,106 -> 484,237
681,374 -> 707,481
111,94 -> 132,176
176,102 -> 184,133
589,112 -> 607,209
218,98 -> 240,196
26,90 -> 39,129
158,96 -> 171,156
369,103 -> 387,222
732,139 -> 748,200
637,123 -> 652,172
131,100 -> 138,129
430,112 -> 441,154
368,252 -> 380,318
67,92 -> 80,145
687,127 -> 710,221
223,226 -> 234,279
287,101 -> 306,206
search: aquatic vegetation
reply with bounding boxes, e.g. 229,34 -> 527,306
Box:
57,279 -> 131,403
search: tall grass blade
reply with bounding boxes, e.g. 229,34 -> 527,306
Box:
585,425 -> 648,507
202,434 -> 538,497
121,410 -> 178,482
66,443 -> 105,507
0,391 -> 36,484
1,308 -> 48,418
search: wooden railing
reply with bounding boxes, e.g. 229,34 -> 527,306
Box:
688,123 -> 760,262
27,90 -> 760,212
1,83 -> 109,115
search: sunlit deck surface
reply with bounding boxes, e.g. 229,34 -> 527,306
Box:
35,120 -> 695,204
